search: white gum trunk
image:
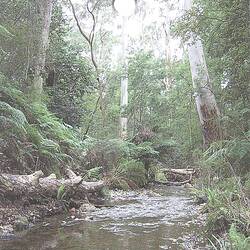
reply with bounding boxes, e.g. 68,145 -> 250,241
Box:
184,0 -> 221,146
32,0 -> 53,99
163,13 -> 172,90
120,16 -> 129,139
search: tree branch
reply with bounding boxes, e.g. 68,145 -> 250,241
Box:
68,0 -> 90,43
69,0 -> 103,136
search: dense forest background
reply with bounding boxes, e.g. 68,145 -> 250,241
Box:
0,0 -> 249,248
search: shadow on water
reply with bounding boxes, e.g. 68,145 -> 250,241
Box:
0,186 -> 209,250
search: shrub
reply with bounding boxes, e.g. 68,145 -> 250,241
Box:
202,138 -> 250,179
107,159 -> 148,190
229,224 -> 250,250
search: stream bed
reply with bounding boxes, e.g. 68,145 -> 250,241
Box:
0,186 -> 208,250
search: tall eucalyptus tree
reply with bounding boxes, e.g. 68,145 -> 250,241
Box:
114,0 -> 136,139
183,0 -> 222,146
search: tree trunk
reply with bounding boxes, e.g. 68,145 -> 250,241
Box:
120,16 -> 129,139
163,13 -> 172,90
31,0 -> 53,99
184,0 -> 222,146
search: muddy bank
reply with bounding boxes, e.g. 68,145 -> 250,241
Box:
0,196 -> 102,240
0,168 -> 107,238
0,199 -> 64,238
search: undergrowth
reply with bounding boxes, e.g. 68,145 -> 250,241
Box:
196,136 -> 250,249
0,74 -> 186,189
0,76 -> 85,174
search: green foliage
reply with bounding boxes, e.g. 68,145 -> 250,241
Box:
130,142 -> 159,161
199,136 -> 250,248
0,99 -> 27,139
174,0 -> 250,139
57,184 -> 66,200
31,102 -> 82,149
154,170 -> 167,182
87,167 -> 103,180
202,137 -> 250,178
127,52 -> 166,130
0,78 -> 85,174
45,2 -> 98,127
154,139 -> 186,167
229,224 -> 250,250
0,0 -> 97,128
201,185 -> 250,241
0,101 -> 27,126
84,139 -> 133,170
83,135 -> 188,188
195,132 -> 250,242
0,24 -> 13,39
84,138 -> 161,189
0,0 -> 38,80
108,159 -> 148,190
121,159 -> 148,188
0,2 -> 249,249
209,225 -> 250,250
85,136 -> 171,165
243,174 -> 250,198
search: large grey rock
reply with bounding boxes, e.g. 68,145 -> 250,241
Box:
78,203 -> 96,215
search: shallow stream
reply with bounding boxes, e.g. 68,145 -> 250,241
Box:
0,186 -> 208,250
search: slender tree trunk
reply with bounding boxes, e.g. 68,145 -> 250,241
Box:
163,13 -> 172,90
120,16 -> 129,139
184,0 -> 222,146
31,0 -> 53,99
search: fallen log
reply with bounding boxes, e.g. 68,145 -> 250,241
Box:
154,178 -> 192,186
162,168 -> 196,175
154,172 -> 193,186
154,168 -> 194,186
0,169 -> 105,200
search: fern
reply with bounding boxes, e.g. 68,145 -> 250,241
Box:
0,24 -> 14,38
0,78 -> 85,174
0,101 -> 27,126
229,224 -> 250,250
57,185 -> 66,200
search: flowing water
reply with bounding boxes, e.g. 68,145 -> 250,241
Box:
0,186 -> 208,250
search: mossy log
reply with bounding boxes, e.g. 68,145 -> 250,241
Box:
0,169 -> 105,200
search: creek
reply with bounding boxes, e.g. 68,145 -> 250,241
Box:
0,186 -> 208,250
